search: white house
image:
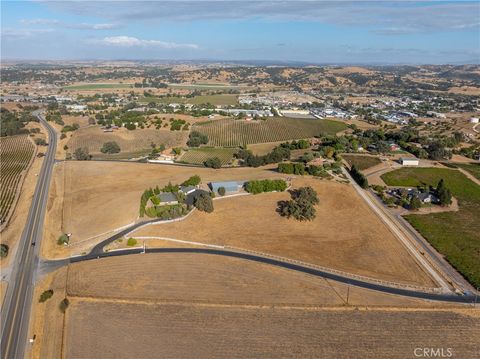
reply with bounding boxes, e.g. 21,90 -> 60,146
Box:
400,157 -> 419,166
470,117 -> 479,124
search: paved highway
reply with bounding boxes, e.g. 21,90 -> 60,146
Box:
1,112 -> 57,359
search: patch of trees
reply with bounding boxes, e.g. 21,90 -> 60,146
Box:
100,141 -> 121,154
34,138 -> 47,146
187,131 -> 209,147
57,234 -> 69,245
0,108 -> 34,137
204,157 -> 222,169
181,175 -> 201,187
61,123 -> 80,133
349,165 -> 369,188
244,179 -> 288,194
236,146 -> 290,168
73,147 -> 91,160
194,192 -> 214,213
436,179 -> 452,206
170,119 -> 186,131
278,186 -> 319,221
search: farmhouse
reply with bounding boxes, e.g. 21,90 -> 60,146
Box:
209,181 -> 245,194
157,192 -> 178,206
179,185 -> 196,195
399,157 -> 419,166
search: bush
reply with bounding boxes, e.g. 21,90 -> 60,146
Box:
73,147 -> 91,160
39,289 -> 54,303
100,141 -> 121,154
218,186 -> 226,196
57,234 -> 69,245
204,157 -> 222,169
59,298 -> 70,313
0,244 -> 9,258
194,192 -> 214,213
127,238 -> 137,246
34,138 -> 47,146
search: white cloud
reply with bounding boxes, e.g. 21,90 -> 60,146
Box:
20,18 -> 59,26
97,36 -> 199,49
1,28 -> 54,39
68,23 -> 119,30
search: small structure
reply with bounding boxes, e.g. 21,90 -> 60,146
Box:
209,181 -> 245,194
157,192 -> 178,206
470,117 -> 479,124
400,157 -> 419,166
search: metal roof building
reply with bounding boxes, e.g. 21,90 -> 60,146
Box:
209,181 -> 245,193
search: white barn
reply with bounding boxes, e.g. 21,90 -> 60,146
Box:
400,157 -> 419,166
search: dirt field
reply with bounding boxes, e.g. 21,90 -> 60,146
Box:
42,162 -> 288,258
65,301 -> 480,359
133,177 -> 434,286
27,267 -> 67,359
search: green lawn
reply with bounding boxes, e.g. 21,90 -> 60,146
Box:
381,167 -> 480,288
453,163 -> 480,180
139,94 -> 238,106
343,155 -> 381,171
64,83 -> 133,90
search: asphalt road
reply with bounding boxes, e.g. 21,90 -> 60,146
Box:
0,112 -> 57,359
66,247 -> 477,304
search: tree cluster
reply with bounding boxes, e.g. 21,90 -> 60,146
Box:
278,186 -> 319,221
244,179 -> 288,194
236,146 -> 290,168
100,141 -> 121,154
204,157 -> 222,169
187,131 -> 209,147
349,165 -> 369,189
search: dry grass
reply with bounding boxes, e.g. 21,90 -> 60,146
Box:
133,177 -> 434,286
42,161 -> 287,258
67,126 -> 188,157
65,301 -> 480,359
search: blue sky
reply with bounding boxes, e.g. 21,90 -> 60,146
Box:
1,1 -> 479,64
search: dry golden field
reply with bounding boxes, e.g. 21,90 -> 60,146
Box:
66,126 -> 188,157
64,301 -> 480,359
42,161 -> 287,257
133,177 -> 434,286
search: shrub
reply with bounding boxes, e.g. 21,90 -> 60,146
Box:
218,186 -> 226,196
39,289 -> 54,303
73,147 -> 91,160
100,141 -> 121,154
59,298 -> 70,313
0,244 -> 9,258
57,234 -> 69,245
34,138 -> 47,146
127,238 -> 137,246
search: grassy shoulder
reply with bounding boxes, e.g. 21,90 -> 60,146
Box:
381,167 -> 480,288
449,163 -> 480,180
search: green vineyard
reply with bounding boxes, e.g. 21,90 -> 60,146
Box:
179,147 -> 237,166
193,117 -> 347,147
0,135 -> 35,225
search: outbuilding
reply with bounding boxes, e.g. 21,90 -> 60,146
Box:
400,157 -> 419,166
209,181 -> 245,194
